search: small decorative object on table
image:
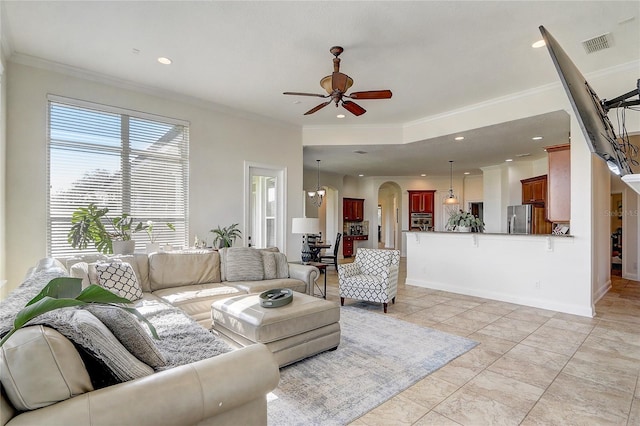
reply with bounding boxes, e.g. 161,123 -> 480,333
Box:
259,288 -> 293,308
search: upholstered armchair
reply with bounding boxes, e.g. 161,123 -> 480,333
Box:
337,248 -> 401,313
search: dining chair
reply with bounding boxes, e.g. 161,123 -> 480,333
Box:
319,233 -> 342,270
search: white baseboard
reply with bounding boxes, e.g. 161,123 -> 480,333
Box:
406,278 -> 595,318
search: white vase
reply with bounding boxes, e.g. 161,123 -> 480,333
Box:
457,226 -> 471,233
112,240 -> 136,255
146,242 -> 160,254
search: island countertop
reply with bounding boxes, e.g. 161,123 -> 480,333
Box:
402,230 -> 573,238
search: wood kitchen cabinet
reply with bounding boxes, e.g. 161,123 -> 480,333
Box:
408,190 -> 435,213
521,175 -> 547,204
342,235 -> 367,257
521,175 -> 553,234
546,144 -> 570,223
343,198 -> 364,221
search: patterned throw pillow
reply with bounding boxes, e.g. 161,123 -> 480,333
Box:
262,252 -> 278,280
224,247 -> 265,282
96,262 -> 143,301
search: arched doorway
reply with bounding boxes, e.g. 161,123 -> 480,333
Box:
377,182 -> 402,249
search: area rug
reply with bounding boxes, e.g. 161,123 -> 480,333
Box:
267,305 -> 478,426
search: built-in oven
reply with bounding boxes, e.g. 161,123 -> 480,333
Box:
410,212 -> 433,231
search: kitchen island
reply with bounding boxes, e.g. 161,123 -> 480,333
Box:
404,230 -> 594,317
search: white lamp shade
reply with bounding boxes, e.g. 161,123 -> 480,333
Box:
292,217 -> 319,234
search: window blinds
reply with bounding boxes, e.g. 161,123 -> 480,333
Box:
47,98 -> 189,257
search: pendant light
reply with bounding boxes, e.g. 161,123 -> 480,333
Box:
443,160 -> 459,205
308,160 -> 326,207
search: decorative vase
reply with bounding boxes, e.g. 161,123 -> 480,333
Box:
112,240 -> 136,255
146,242 -> 160,254
301,241 -> 312,264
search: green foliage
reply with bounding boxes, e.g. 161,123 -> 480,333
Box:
68,203 -> 146,254
0,277 -> 158,347
210,223 -> 242,248
447,210 -> 484,232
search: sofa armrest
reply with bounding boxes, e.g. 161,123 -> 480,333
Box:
288,263 -> 319,295
5,344 -> 279,426
337,262 -> 360,278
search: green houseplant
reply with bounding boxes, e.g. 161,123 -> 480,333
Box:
210,223 -> 242,248
0,277 -> 157,347
68,203 -> 144,254
447,210 -> 484,232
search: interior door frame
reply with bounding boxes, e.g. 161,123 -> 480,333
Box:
244,162 -> 287,252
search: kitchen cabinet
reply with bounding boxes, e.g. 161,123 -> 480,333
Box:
546,144 -> 571,223
342,235 -> 368,257
408,191 -> 435,213
521,175 -> 547,204
343,198 -> 364,221
532,205 -> 553,234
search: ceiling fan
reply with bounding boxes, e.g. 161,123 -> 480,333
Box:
283,46 -> 392,116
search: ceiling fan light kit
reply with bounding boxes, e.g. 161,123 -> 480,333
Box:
284,46 -> 392,116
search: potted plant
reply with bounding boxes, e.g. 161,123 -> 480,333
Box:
210,223 -> 242,248
0,277 -> 157,347
68,203 -> 144,254
447,210 -> 484,232
144,221 -> 176,253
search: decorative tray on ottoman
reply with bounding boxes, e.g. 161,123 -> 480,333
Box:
259,288 -> 293,308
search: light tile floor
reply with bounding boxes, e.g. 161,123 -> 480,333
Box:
318,258 -> 639,425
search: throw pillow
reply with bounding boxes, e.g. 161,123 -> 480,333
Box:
0,325 -> 94,411
274,252 -> 289,279
261,252 -> 278,280
42,309 -> 154,384
84,305 -> 166,369
96,262 -> 143,301
224,247 -> 264,282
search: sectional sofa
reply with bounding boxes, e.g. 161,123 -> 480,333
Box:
0,248 -> 320,426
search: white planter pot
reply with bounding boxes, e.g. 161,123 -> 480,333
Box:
146,242 -> 160,254
112,240 -> 136,255
457,226 -> 471,232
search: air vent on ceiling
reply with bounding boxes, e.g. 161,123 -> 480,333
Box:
581,33 -> 612,54
515,153 -> 531,158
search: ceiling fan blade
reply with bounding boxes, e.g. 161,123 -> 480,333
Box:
342,101 -> 366,116
349,90 -> 393,100
304,101 -> 331,115
332,72 -> 349,92
283,92 -> 328,98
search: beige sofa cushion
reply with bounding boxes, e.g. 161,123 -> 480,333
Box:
149,251 -> 221,291
0,326 -> 93,411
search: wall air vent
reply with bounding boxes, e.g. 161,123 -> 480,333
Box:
581,33 -> 612,54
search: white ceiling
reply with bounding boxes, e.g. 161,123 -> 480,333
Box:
2,1 -> 639,176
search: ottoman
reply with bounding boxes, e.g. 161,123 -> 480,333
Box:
212,292 -> 341,367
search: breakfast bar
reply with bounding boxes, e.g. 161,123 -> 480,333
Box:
404,231 -> 593,317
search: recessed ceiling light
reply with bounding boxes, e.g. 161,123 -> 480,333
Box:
293,100 -> 301,105
157,57 -> 172,65
532,40 -> 546,48
505,159 -> 513,162
358,174 -> 364,177
454,136 -> 465,141
337,114 -> 346,119
464,172 -> 470,175
532,136 -> 543,140
420,174 -> 426,177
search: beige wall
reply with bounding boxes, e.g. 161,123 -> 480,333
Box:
0,24 -> 6,297
4,61 -> 304,292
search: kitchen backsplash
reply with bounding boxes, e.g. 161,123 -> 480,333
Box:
344,220 -> 369,236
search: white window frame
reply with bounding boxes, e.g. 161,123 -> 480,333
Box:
46,95 -> 190,256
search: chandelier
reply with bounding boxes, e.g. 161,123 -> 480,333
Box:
443,160 -> 460,205
308,160 -> 326,207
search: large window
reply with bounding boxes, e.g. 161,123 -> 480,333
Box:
48,96 -> 189,257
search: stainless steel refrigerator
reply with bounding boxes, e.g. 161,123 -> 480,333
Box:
507,205 -> 532,234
